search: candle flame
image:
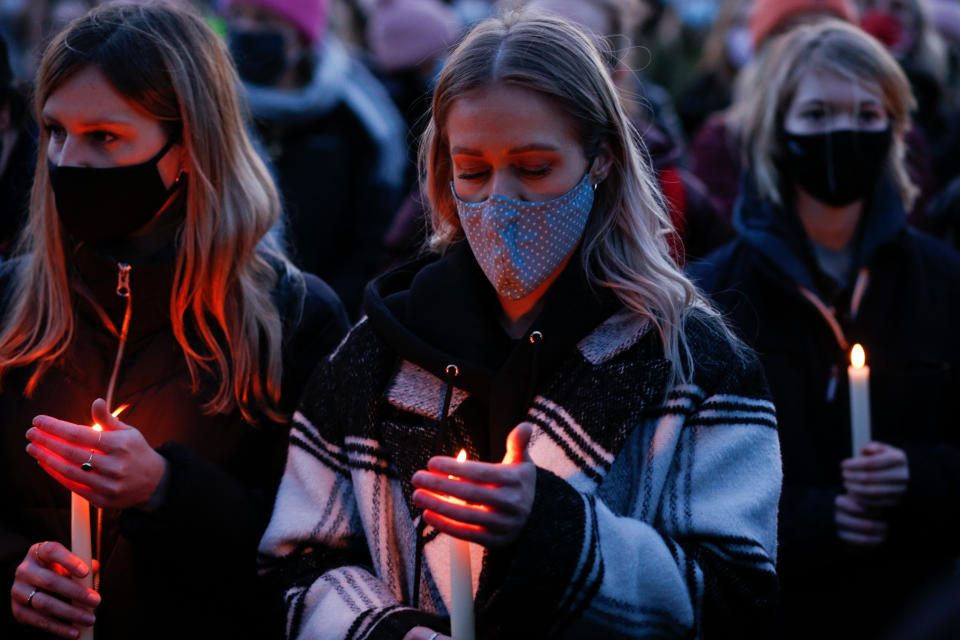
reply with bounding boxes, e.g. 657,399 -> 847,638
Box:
851,344 -> 866,369
456,449 -> 467,463
91,404 -> 129,431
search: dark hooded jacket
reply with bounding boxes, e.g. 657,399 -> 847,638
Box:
0,241 -> 349,639
688,177 -> 960,639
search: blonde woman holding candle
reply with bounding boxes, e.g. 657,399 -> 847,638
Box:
259,12 -> 782,640
688,20 -> 960,639
3,4 -> 349,639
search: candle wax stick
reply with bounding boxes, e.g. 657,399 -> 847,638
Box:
71,492 -> 94,640
447,449 -> 475,640
449,535 -> 475,640
848,345 -> 872,456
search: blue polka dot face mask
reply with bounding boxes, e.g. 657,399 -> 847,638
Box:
451,173 -> 595,300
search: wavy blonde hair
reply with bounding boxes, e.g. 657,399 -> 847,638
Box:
420,11 -> 729,383
0,2 -> 296,423
742,19 -> 917,209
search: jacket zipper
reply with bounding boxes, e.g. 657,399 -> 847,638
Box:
95,262 -> 133,592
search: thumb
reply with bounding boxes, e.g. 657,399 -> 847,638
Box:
91,398 -> 128,431
502,422 -> 533,465
861,441 -> 886,456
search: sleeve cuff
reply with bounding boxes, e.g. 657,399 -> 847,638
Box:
475,467 -> 587,637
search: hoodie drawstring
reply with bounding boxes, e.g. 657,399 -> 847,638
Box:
412,363 -> 460,608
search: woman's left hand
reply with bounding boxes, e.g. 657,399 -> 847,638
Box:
842,441 -> 910,509
26,398 -> 168,510
412,422 -> 536,549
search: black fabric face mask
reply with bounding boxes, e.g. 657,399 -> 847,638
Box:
49,136 -> 181,244
780,127 -> 893,207
229,30 -> 288,86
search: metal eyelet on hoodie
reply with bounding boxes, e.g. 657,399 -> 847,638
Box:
529,330 -> 543,344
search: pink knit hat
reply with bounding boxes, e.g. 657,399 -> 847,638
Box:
749,0 -> 857,47
366,0 -> 459,73
221,0 -> 329,45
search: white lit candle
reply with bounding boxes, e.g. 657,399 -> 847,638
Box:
70,424 -> 97,640
71,405 -> 125,640
848,344 -> 871,456
449,449 -> 475,640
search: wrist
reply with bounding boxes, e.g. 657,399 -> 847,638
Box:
136,454 -> 170,512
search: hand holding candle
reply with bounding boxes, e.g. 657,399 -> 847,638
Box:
26,400 -> 167,510
10,541 -> 101,639
411,422 -> 537,548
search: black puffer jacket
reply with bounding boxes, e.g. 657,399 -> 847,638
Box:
0,244 -> 349,639
688,178 -> 960,639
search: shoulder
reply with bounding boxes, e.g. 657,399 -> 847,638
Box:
685,239 -> 754,294
683,309 -> 771,403
901,228 -> 960,279
271,262 -> 349,338
295,317 -> 397,427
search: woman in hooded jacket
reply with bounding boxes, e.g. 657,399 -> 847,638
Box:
4,4 -> 349,639
688,19 -> 960,640
258,12 -> 781,640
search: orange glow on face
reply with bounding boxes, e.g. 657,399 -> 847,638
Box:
851,344 -> 866,369
91,404 -> 129,431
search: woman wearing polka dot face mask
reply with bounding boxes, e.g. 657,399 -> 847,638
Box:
259,12 -> 782,640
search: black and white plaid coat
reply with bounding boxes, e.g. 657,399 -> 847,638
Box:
258,310 -> 781,639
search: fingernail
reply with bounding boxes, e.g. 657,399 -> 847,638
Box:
75,564 -> 89,577
81,614 -> 96,626
86,591 -> 101,607
70,629 -> 79,639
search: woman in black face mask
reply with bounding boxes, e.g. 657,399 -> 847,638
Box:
3,4 -> 349,640
689,19 -> 960,640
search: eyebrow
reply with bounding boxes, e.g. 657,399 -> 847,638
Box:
797,98 -> 884,108
451,143 -> 561,156
40,112 -> 139,129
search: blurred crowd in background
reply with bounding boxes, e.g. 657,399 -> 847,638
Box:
3,0 -> 960,318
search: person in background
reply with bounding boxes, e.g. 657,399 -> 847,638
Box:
688,20 -> 960,640
366,0 -> 460,164
259,12 -> 781,640
689,0 -> 860,219
858,0 -> 956,176
3,4 -> 348,638
221,0 -> 407,316
676,0 -> 752,138
522,0 -> 733,263
0,33 -> 34,257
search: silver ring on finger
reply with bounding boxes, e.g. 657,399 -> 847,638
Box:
26,588 -> 37,608
81,449 -> 94,473
427,633 -> 440,640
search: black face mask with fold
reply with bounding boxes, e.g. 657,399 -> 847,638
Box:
229,29 -> 288,86
49,136 -> 182,244
780,127 -> 893,207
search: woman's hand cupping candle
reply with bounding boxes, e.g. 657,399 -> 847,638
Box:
412,424 -> 537,639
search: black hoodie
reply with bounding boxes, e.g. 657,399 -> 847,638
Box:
364,241 -> 620,462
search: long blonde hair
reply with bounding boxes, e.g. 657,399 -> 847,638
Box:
421,11 -> 727,383
0,2 -> 296,423
742,19 -> 917,209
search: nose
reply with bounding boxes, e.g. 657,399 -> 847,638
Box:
488,170 -> 521,201
49,133 -> 90,168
